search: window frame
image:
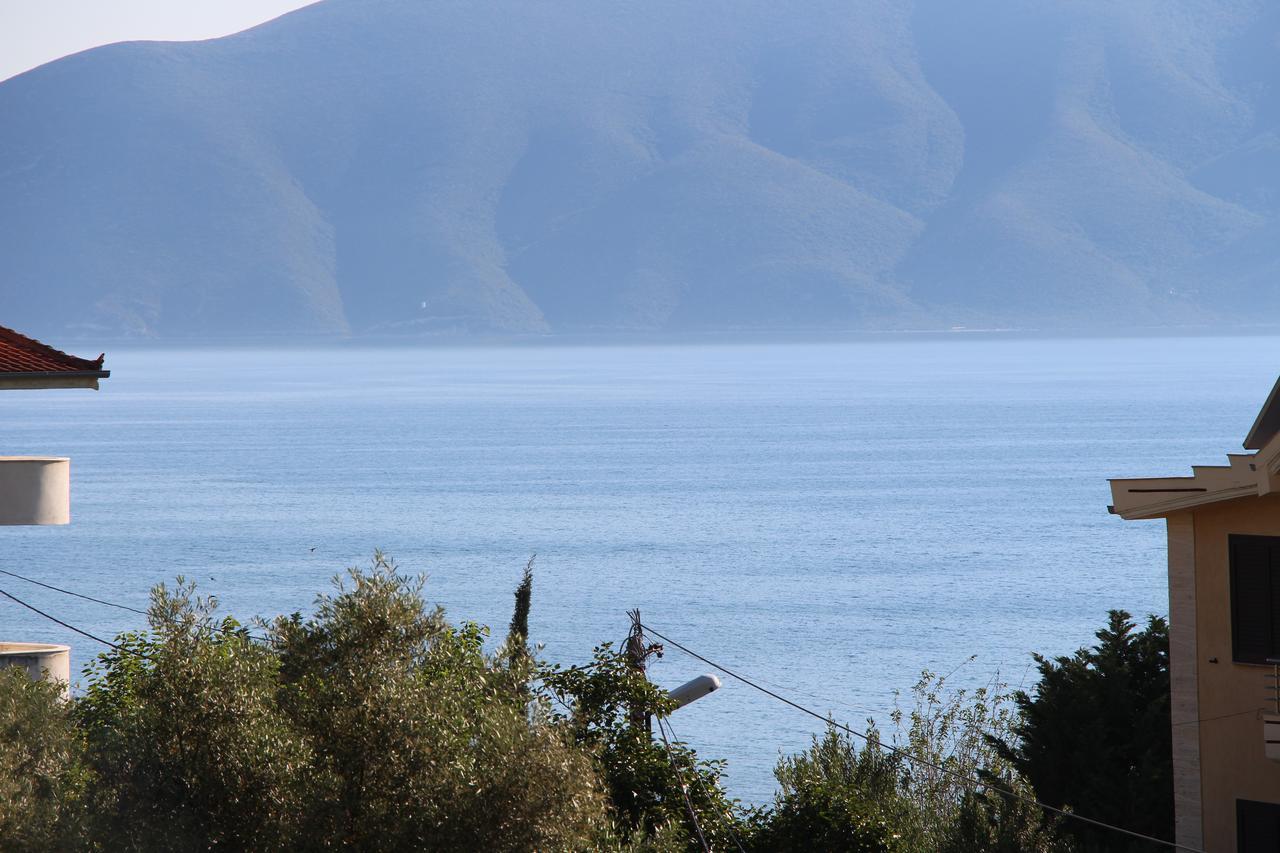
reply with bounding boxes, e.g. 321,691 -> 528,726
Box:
1238,798 -> 1280,853
1229,534 -> 1280,666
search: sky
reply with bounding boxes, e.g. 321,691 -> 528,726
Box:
0,0 -> 317,82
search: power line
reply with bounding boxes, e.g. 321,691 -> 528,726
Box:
0,567 -> 276,645
0,568 -> 147,615
654,715 -> 710,853
651,646 -> 1021,730
659,714 -> 748,853
0,572 -> 1204,852
641,621 -> 1203,853
1172,707 -> 1260,726
0,586 -> 132,655
652,649 -> 893,723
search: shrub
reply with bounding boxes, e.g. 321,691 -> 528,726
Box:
885,666 -> 1028,849
73,554 -> 608,852
749,665 -> 1059,852
0,666 -> 87,850
268,554 -> 607,851
938,775 -> 1067,853
540,644 -> 746,850
749,726 -> 904,852
75,583 -> 314,850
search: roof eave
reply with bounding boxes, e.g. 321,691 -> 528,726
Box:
0,370 -> 110,391
1244,376 -> 1280,450
1109,483 -> 1259,520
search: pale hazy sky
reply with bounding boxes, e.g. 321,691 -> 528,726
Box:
0,0 -> 318,82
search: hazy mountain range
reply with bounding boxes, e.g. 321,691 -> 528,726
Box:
1,0 -> 1277,339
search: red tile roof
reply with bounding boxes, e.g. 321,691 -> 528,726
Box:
0,326 -> 108,376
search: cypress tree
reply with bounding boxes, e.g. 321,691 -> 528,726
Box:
507,555 -> 534,654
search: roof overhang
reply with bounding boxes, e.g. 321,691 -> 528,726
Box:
1245,376 -> 1280,450
1109,482 -> 1258,520
1109,453 -> 1264,520
0,370 -> 110,391
1114,374 -> 1280,520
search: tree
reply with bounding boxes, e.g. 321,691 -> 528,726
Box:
540,644 -> 746,850
748,725 -> 905,852
886,666 -> 1022,848
73,555 -> 609,852
0,667 -> 88,851
268,554 -> 607,851
76,581 -> 308,850
4,564 -> 1170,852
993,610 -> 1172,851
938,776 -> 1067,853
506,555 -> 534,666
749,666 -> 1064,852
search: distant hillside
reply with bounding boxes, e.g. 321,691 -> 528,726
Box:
1,0 -> 1276,339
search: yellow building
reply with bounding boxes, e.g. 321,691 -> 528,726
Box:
1112,379 -> 1280,853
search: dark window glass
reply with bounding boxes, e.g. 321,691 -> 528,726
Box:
1229,535 -> 1280,665
1238,799 -> 1280,852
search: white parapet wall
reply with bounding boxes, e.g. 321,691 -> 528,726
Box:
0,643 -> 71,699
0,458 -> 75,698
0,457 -> 70,525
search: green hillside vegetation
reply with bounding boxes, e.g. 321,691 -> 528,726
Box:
0,555 -> 1171,851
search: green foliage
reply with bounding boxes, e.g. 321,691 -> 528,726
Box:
507,555 -> 534,656
268,553 -> 605,851
938,776 -> 1068,853
0,667 -> 87,851
749,726 -> 904,852
993,610 -> 1172,852
751,666 -> 1061,852
885,666 -> 1026,849
540,645 -> 745,850
75,582 -> 307,850
70,554 -> 607,851
0,566 -> 1171,853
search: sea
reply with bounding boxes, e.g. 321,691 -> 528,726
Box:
3,335 -> 1277,804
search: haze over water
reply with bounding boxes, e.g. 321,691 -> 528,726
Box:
3,336 -> 1277,802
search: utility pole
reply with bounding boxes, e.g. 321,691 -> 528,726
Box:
625,609 -> 663,736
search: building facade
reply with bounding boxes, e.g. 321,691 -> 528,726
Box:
1112,380 -> 1280,853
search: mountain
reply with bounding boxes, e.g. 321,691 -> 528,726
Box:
1,0 -> 1277,339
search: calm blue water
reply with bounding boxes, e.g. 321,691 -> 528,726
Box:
2,336 -> 1278,803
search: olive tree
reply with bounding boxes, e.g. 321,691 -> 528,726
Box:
73,554 -> 609,852
0,666 -> 88,851
268,553 -> 607,851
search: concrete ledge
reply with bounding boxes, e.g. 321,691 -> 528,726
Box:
0,457 -> 70,525
0,642 -> 71,699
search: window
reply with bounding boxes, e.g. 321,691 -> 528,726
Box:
1238,799 -> 1280,852
1230,535 -> 1280,664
